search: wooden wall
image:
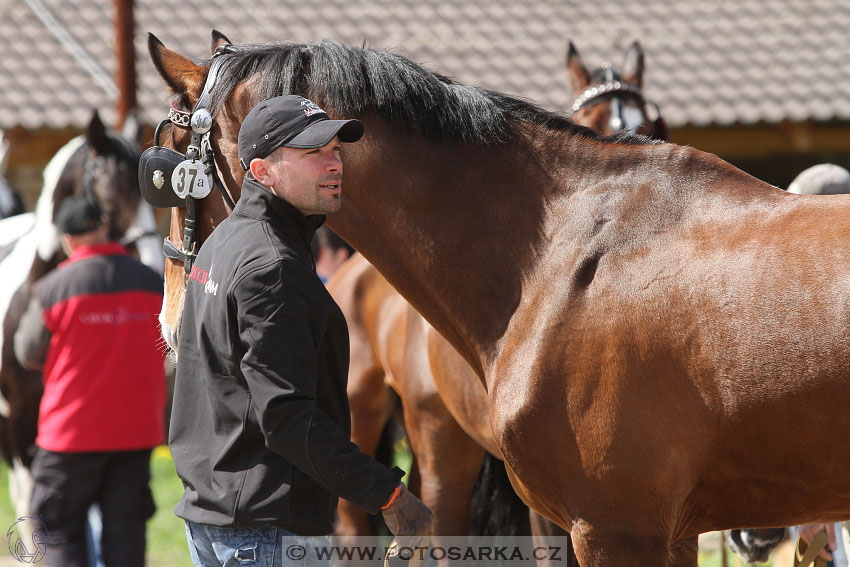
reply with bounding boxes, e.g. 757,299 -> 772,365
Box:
673,121 -> 850,189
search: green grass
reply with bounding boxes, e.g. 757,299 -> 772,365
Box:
146,446 -> 192,566
0,446 -> 190,566
0,461 -> 16,540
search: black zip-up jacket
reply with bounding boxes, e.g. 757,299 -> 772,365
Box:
170,178 -> 399,534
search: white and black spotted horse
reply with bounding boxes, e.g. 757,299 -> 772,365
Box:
0,110 -> 163,520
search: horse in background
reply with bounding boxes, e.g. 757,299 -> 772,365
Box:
566,40 -> 669,141
0,110 -> 163,517
728,162 -> 850,566
0,131 -> 26,219
332,39 -> 669,549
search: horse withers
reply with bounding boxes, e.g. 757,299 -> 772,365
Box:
149,35 -> 850,566
0,110 -> 163,517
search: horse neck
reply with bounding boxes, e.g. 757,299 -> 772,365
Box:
329,120 -> 572,375
329,119 -> 751,376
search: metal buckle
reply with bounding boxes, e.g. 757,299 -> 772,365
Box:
168,106 -> 191,127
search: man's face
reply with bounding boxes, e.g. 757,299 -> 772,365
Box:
259,137 -> 344,216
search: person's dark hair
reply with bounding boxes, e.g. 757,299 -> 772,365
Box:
311,226 -> 355,258
55,196 -> 103,235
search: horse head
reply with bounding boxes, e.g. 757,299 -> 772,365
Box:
34,110 -> 162,277
566,40 -> 669,141
147,30 -> 254,353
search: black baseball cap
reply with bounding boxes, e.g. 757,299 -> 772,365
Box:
55,196 -> 104,235
238,95 -> 364,170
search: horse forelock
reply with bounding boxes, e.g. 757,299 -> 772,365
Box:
204,41 -> 655,148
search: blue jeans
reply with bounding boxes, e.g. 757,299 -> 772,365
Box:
184,521 -> 334,567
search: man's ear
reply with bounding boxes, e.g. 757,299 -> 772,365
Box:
249,158 -> 271,186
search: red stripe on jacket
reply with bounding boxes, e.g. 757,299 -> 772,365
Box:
37,244 -> 166,452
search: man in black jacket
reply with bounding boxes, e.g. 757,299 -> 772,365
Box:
170,95 -> 432,566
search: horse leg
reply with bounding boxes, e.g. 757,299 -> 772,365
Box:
529,510 -> 578,567
571,527 -> 674,567
9,455 -> 34,516
400,385 -> 486,537
336,368 -> 393,537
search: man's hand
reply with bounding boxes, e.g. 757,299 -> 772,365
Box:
381,484 -> 433,554
799,523 -> 836,561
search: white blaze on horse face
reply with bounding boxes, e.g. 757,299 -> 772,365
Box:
35,136 -> 87,261
620,103 -> 647,133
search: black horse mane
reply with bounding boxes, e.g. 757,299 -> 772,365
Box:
206,40 -> 655,146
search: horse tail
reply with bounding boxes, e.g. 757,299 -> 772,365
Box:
468,452 -> 531,536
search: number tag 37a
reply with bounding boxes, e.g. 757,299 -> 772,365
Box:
171,159 -> 212,199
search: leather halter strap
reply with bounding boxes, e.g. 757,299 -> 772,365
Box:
163,45 -> 240,275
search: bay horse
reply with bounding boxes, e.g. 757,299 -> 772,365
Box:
332,38 -> 669,546
0,110 -> 163,517
150,35 -> 850,566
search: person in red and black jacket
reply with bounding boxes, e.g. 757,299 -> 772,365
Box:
14,196 -> 166,567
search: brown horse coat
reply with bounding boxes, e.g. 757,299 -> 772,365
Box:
151,36 -> 850,566
332,39 -> 665,544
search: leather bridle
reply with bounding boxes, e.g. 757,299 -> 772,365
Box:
570,63 -> 668,140
148,44 -> 240,276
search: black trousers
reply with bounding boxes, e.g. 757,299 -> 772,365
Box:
29,448 -> 156,567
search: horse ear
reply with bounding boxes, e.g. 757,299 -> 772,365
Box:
211,29 -> 233,54
621,40 -> 645,89
565,40 -> 590,95
121,108 -> 143,145
86,110 -> 109,154
148,33 -> 205,98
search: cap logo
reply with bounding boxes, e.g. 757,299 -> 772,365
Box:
301,100 -> 325,117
